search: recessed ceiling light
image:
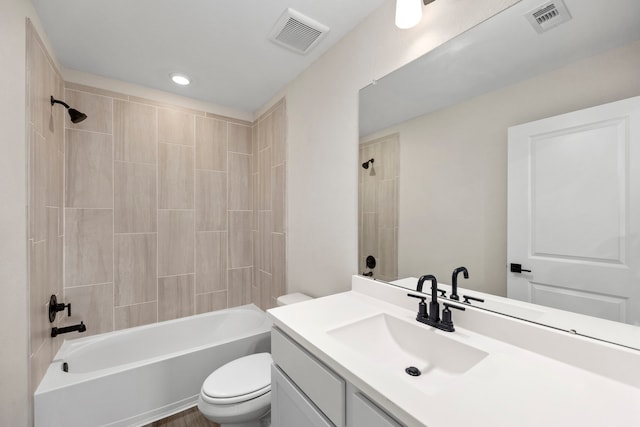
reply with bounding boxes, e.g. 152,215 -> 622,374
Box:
170,73 -> 190,86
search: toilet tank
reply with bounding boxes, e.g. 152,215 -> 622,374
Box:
276,293 -> 312,306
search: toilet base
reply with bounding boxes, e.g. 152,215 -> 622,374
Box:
197,392 -> 271,427
219,412 -> 270,427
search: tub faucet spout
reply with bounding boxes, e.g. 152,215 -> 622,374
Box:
51,321 -> 86,338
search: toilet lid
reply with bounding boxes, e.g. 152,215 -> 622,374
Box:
202,353 -> 272,403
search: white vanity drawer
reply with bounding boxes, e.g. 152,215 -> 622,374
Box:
271,328 -> 346,427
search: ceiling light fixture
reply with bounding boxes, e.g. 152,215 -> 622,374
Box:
395,0 -> 436,29
170,73 -> 190,86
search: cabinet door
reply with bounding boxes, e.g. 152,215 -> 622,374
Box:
349,391 -> 404,427
271,364 -> 334,427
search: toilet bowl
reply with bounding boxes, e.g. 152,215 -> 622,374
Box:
197,293 -> 312,427
198,352 -> 273,427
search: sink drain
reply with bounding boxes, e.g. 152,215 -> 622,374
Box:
405,366 -> 421,377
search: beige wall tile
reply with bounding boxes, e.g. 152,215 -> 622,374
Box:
251,126 -> 258,173
114,100 -> 157,164
228,268 -> 252,307
65,129 -> 113,208
158,210 -> 195,276
115,301 -> 157,330
271,103 -> 286,166
65,82 -> 128,101
196,116 -> 226,171
158,275 -> 194,321
159,143 -> 194,209
64,283 -> 114,337
58,150 -> 64,233
251,282 -> 262,310
258,211 -> 272,273
228,153 -> 251,211
46,208 -> 62,296
252,173 -> 259,231
114,233 -> 157,306
272,233 -> 286,299
65,209 -> 113,287
30,129 -> 46,242
258,271 -> 273,310
29,241 -> 47,355
196,291 -> 227,314
196,170 -> 226,231
114,161 -> 157,233
229,211 -> 252,269
272,164 -> 285,233
257,114 -> 273,151
228,123 -> 252,154
258,147 -> 271,210
45,133 -> 61,208
158,109 -> 194,145
28,40 -> 48,135
362,213 -> 377,258
196,232 -> 227,294
377,179 -> 397,229
252,230 -> 259,282
378,228 -> 397,281
64,89 -> 113,134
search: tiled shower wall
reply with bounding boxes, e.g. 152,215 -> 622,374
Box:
26,20 -> 65,395
358,133 -> 399,282
61,85 -> 287,336
26,21 -> 287,393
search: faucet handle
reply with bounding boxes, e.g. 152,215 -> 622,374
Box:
437,288 -> 447,297
463,295 -> 485,304
443,303 -> 465,311
441,303 -> 466,331
407,293 -> 428,319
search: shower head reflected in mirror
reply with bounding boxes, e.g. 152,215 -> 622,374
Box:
362,158 -> 374,169
50,96 -> 88,124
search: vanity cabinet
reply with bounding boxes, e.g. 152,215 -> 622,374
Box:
271,328 -> 404,427
347,387 -> 403,427
271,364 -> 334,427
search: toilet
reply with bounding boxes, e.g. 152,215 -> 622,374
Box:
197,293 -> 312,427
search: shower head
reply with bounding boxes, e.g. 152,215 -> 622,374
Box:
362,158 -> 374,169
51,96 -> 88,124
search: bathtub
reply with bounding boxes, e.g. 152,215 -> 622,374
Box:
34,304 -> 272,427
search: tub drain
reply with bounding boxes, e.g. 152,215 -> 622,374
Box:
405,366 -> 421,377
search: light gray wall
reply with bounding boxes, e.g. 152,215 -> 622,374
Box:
265,0 -> 519,297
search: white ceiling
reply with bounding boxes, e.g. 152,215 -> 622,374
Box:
33,0 -> 385,113
360,0 -> 640,136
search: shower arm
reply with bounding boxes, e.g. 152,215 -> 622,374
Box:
51,96 -> 71,109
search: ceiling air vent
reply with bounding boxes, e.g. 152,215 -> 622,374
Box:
268,8 -> 330,55
525,0 -> 572,34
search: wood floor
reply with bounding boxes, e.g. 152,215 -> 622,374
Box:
144,407 -> 219,427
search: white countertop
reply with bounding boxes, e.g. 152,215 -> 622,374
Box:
268,276 -> 640,427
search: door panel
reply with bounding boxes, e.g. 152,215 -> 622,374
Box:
508,96 -> 640,325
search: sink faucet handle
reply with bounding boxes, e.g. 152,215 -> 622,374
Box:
441,303 -> 466,331
443,303 -> 465,311
437,288 -> 447,298
407,293 -> 428,319
463,295 -> 485,305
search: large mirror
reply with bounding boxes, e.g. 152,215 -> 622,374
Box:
359,0 -> 640,349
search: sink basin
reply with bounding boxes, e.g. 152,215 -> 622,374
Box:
327,313 -> 488,392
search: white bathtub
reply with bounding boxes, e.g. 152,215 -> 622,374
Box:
34,304 -> 272,427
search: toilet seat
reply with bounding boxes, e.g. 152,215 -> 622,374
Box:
201,353 -> 273,405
